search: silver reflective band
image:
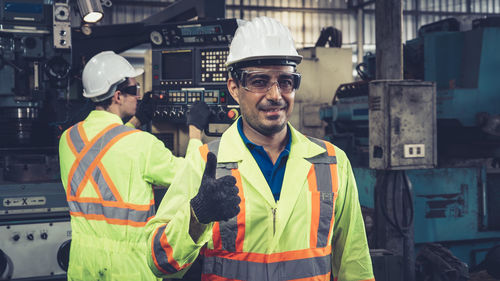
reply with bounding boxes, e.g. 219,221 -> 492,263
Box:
68,201 -> 154,223
68,125 -> 136,197
202,253 -> 332,281
152,224 -> 180,274
207,139 -> 239,252
306,137 -> 337,248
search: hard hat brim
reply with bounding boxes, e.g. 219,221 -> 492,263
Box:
225,55 -> 303,68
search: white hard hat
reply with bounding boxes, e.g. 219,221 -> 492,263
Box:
82,51 -> 144,101
225,17 -> 302,69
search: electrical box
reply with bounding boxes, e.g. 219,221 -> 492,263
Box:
369,80 -> 437,170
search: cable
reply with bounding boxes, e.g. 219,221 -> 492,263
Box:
377,170 -> 414,238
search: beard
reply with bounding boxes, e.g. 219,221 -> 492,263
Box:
242,100 -> 289,136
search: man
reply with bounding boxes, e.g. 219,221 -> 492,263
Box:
59,51 -> 210,280
146,17 -> 375,281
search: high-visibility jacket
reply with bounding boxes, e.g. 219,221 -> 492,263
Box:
59,110 -> 201,281
146,121 -> 374,281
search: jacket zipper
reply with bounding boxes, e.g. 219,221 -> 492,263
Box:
272,208 -> 277,235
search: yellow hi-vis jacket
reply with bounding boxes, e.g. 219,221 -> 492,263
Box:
59,110 -> 201,281
146,121 -> 374,281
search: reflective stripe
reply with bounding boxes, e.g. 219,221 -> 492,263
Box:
69,123 -> 86,152
65,123 -> 154,225
207,141 -> 220,159
202,253 -> 331,281
200,137 -> 338,281
151,224 -> 191,274
91,166 -> 117,201
67,200 -> 154,223
306,137 -> 337,248
206,139 -> 243,252
69,124 -> 136,196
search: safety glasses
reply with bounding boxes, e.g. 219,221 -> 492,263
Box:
118,82 -> 140,96
238,70 -> 301,94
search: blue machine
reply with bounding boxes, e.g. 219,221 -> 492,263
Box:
320,18 -> 500,268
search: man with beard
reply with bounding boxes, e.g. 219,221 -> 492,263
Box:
146,17 -> 374,281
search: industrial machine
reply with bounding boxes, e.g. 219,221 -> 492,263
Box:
149,18 -> 240,134
0,0 -> 237,279
0,0 -> 73,280
320,17 -> 500,278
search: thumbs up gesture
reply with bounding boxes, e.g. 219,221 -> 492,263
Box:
190,152 -> 241,224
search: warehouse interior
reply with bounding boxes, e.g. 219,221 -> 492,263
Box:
0,0 -> 499,280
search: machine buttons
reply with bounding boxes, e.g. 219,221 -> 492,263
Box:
227,109 -> 239,120
27,233 -> 34,241
40,232 -> 48,240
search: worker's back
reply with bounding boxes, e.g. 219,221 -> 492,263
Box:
59,110 -> 176,281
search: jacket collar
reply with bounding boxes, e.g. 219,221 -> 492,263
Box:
85,110 -> 124,125
216,118 -> 328,212
216,118 -> 326,164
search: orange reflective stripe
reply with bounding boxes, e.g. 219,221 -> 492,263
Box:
75,129 -> 136,197
323,141 -> 338,243
324,141 -> 338,193
65,127 -> 80,198
308,166 -> 320,248
67,123 -> 120,196
77,122 -> 88,144
89,173 -> 104,199
212,222 -> 222,250
69,212 -> 153,227
159,228 -> 188,272
290,272 -> 331,281
151,224 -> 192,274
97,162 -> 123,202
200,144 -> 209,162
151,226 -> 167,274
203,246 -> 331,263
232,169 -> 245,252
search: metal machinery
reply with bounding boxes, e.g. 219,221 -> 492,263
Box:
293,47 -> 354,139
148,18 -> 240,149
320,17 -> 500,279
0,0 -> 73,280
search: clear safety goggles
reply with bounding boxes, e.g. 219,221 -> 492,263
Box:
238,70 -> 301,94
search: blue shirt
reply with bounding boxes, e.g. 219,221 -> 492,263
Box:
237,119 -> 291,201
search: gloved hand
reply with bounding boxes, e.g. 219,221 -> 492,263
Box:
190,152 -> 241,224
135,91 -> 154,125
186,101 -> 211,130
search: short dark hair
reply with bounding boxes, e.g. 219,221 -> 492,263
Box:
92,78 -> 130,109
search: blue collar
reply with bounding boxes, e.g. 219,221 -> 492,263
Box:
237,118 -> 291,153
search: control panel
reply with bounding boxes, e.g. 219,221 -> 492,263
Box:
0,220 -> 71,280
149,19 -> 240,125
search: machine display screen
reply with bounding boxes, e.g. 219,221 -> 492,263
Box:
4,2 -> 43,14
180,24 -> 222,37
161,50 -> 193,80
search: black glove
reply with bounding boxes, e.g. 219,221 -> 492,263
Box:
190,152 -> 241,224
135,91 -> 154,125
186,101 -> 211,130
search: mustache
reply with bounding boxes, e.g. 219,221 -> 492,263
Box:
257,100 -> 287,110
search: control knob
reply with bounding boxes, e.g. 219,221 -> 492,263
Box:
12,234 -> 20,241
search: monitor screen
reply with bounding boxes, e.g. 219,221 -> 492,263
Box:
4,2 -> 43,14
161,50 -> 193,80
